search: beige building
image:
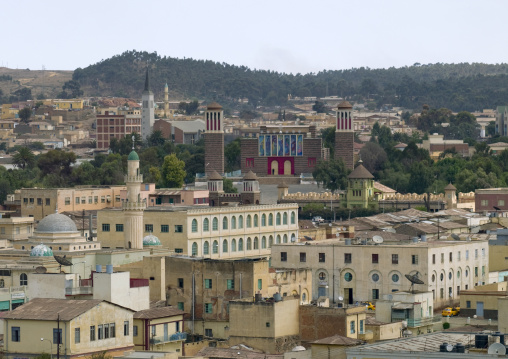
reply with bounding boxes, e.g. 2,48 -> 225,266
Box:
0,217 -> 34,247
20,186 -> 125,221
2,298 -> 134,359
97,203 -> 299,257
459,281 -> 508,319
271,238 -> 489,308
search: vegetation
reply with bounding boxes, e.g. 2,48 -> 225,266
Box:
18,107 -> 32,124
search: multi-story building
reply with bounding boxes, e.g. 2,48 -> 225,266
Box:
496,105 -> 508,136
20,186 -> 124,220
95,109 -> 141,150
271,238 -> 489,307
475,187 -> 508,214
153,119 -> 205,144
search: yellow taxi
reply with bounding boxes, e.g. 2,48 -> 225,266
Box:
442,307 -> 459,317
361,301 -> 376,311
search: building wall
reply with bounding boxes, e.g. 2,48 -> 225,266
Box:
0,217 -> 34,241
497,297 -> 508,333
335,132 -> 354,170
204,132 -> 224,175
27,273 -> 80,299
92,271 -> 149,311
475,188 -> 508,213
133,314 -> 184,352
366,322 -> 403,341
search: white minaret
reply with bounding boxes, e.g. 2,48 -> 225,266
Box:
164,83 -> 169,118
141,67 -> 155,140
123,137 -> 145,249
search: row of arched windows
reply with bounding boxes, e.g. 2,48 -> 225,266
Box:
191,233 -> 294,256
191,211 -> 296,233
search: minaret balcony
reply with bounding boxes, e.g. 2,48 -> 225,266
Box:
122,202 -> 146,210
125,175 -> 143,183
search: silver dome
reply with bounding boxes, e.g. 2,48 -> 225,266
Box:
30,243 -> 54,257
37,213 -> 78,233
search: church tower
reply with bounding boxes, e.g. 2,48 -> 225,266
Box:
335,101 -> 354,169
123,142 -> 145,249
164,83 -> 169,118
141,67 -> 155,140
204,102 -> 225,176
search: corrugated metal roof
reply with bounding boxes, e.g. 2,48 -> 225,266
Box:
134,306 -> 185,319
311,334 -> 362,346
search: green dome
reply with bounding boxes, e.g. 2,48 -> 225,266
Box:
128,150 -> 139,161
30,243 -> 54,257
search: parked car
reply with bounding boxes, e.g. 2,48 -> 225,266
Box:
361,301 -> 376,311
442,307 -> 460,317
312,216 -> 325,223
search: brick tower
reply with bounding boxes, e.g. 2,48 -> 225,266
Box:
208,170 -> 224,207
334,101 -> 354,169
204,102 -> 224,176
241,171 -> 261,205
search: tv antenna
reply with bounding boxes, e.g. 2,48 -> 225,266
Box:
405,272 -> 425,293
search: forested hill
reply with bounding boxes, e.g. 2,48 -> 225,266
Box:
72,50 -> 508,111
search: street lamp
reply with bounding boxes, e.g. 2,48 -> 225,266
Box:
41,338 -> 53,359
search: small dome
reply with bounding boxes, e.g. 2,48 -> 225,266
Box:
337,100 -> 353,109
30,243 -> 54,257
208,171 -> 223,181
37,213 -> 78,233
292,346 -> 306,352
243,170 -> 258,181
143,234 -> 161,246
207,102 -> 222,110
128,150 -> 139,161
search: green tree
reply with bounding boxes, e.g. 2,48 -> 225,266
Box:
312,159 -> 350,193
359,142 -> 387,174
225,138 -> 241,172
408,161 -> 433,194
18,107 -> 32,124
312,101 -> 327,113
223,177 -> 238,193
146,130 -> 166,147
161,154 -> 186,188
37,150 -> 77,184
12,147 -> 35,169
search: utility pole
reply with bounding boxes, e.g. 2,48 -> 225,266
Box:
57,314 -> 60,359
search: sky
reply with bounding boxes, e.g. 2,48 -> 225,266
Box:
3,0 -> 508,74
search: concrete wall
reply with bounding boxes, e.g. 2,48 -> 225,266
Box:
28,273 -> 80,299
93,271 -> 149,311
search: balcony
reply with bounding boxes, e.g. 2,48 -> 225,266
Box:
150,332 -> 187,345
130,278 -> 149,288
65,286 -> 93,296
407,317 -> 438,327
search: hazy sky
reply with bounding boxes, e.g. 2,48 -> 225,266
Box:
3,0 -> 507,74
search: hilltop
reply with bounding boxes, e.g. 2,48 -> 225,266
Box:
0,67 -> 72,100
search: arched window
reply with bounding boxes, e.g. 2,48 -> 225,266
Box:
231,216 -> 237,229
192,219 -> 198,233
262,236 -> 267,249
20,273 -> 27,286
268,213 -> 273,226
261,214 -> 266,226
213,240 -> 219,254
283,212 -> 288,225
276,235 -> 281,244
203,218 -> 209,231
238,238 -> 244,251
291,211 -> 296,224
276,213 -> 281,225
247,237 -> 252,250
0,279 -> 4,288
231,239 -> 237,252
192,242 -> 198,256
247,215 -> 252,228
238,215 -> 244,229
204,241 -> 210,255
269,235 -> 273,247
212,217 -> 218,231
223,217 -> 228,230
223,239 -> 228,253
283,234 -> 288,243
254,214 -> 259,227
253,237 -> 259,249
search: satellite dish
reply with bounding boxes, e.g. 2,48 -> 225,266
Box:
338,296 -> 344,301
35,266 -> 47,274
405,272 -> 425,293
488,343 -> 506,355
446,344 -> 454,352
494,206 -> 501,211
54,255 -> 73,266
451,233 -> 461,241
401,320 -> 407,328
304,236 -> 312,241
385,228 -> 396,233
372,235 -> 384,244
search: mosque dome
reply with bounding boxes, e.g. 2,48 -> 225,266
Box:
143,234 -> 161,246
37,213 -> 78,233
128,150 -> 139,161
30,243 -> 54,257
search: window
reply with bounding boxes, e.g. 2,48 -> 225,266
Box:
475,249 -> 478,259
45,198 -> 50,206
88,196 -> 93,204
482,266 -> 485,276
247,237 -> 252,250
291,211 -> 296,224
161,225 -> 169,233
20,273 -> 27,286
412,255 -> 418,264
205,328 -> 213,337
175,225 -> 183,233
12,327 -> 20,342
102,223 -> 110,232
482,248 -> 485,257
432,254 -> 435,264
261,236 -> 267,249
94,196 -> 98,203
266,322 -> 270,327
223,239 -> 228,253
344,253 -> 352,264
222,217 -> 228,230
104,323 -> 110,339
213,240 -> 218,254
227,279 -> 234,289
98,324 -> 103,339
178,278 -> 184,288
441,253 -> 444,264
205,303 -> 213,313
350,320 -> 356,334
392,254 -> 398,264
204,241 -> 209,255
205,279 -> 212,289
283,234 -> 288,243
213,217 -> 219,230
268,235 -> 273,247
53,328 -> 62,344
319,272 -> 326,280
133,325 -> 138,337
475,267 -> 478,277
110,323 -> 115,338
499,200 -> 505,206
101,196 -> 105,203
145,224 -> 153,232
116,224 -> 123,232
231,216 -> 236,229
283,212 -> 288,225
90,325 -> 96,341
481,199 -> 488,206
466,250 -> 469,260
392,274 -> 400,282
458,251 -> 461,261
254,214 -> 259,227
203,218 -> 209,231
238,215 -> 244,229
258,279 -> 262,290
75,328 -> 80,344
268,213 -> 273,225
124,321 -> 129,336
175,248 -> 183,253
177,302 -> 184,310
37,198 -> 43,205
449,252 -> 453,262
231,239 -> 237,252
254,237 -> 259,249
261,214 -> 266,226
276,213 -> 281,225
192,242 -> 198,256
238,238 -> 244,251
372,289 -> 379,299
30,198 -> 34,204
344,272 -> 353,282
319,253 -> 325,262
466,301 -> 471,308
281,252 -> 287,261
300,252 -> 306,262
372,254 -> 379,264
360,319 -> 364,334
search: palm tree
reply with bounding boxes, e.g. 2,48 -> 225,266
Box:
12,146 -> 35,169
